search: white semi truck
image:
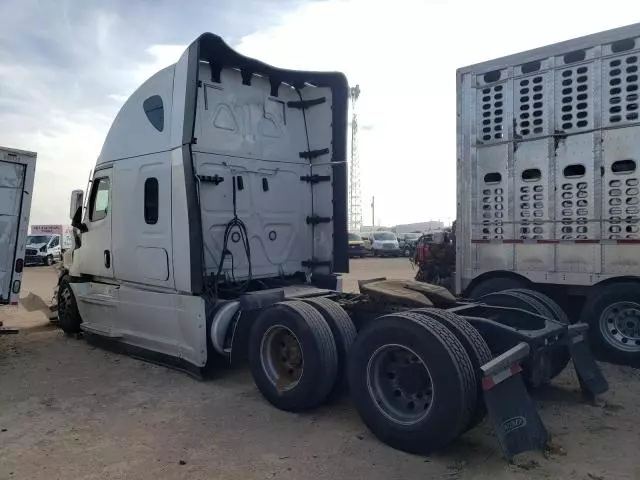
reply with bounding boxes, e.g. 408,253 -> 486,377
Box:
53,33 -> 607,459
457,22 -> 640,366
0,147 -> 36,313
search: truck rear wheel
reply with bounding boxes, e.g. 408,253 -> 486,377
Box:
348,312 -> 476,454
57,275 -> 82,334
249,301 -> 338,412
413,308 -> 492,430
581,283 -> 640,366
301,297 -> 356,394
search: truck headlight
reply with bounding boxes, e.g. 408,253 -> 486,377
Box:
40,245 -> 47,252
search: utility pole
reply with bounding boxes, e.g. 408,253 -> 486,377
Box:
371,196 -> 375,227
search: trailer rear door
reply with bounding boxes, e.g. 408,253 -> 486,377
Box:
0,149 -> 36,305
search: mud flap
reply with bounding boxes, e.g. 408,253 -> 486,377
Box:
565,324 -> 608,397
481,342 -> 548,461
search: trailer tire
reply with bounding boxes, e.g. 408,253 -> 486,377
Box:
249,301 -> 338,412
480,290 -> 570,382
505,289 -> 571,378
301,297 -> 357,394
348,312 -> 476,454
467,276 -> 527,300
57,275 -> 82,334
413,308 -> 492,430
581,283 -> 640,366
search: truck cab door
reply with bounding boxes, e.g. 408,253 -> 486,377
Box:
71,168 -> 118,337
78,170 -> 114,279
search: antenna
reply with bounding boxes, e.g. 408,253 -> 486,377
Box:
348,84 -> 362,233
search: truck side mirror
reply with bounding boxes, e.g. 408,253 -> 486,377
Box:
69,190 -> 84,220
69,190 -> 88,233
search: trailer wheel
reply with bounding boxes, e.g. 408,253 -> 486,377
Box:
505,289 -> 571,378
413,308 -> 492,430
57,275 -> 82,334
480,290 -> 570,381
467,276 -> 527,299
348,312 -> 476,454
581,283 -> 640,366
249,301 -> 338,412
301,297 -> 357,394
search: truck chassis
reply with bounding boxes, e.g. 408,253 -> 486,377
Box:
52,273 -> 607,461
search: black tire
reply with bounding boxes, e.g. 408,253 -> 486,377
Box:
57,275 -> 82,334
506,289 -> 571,379
301,297 -> 357,394
249,301 -> 338,412
467,276 -> 527,300
348,312 -> 476,454
480,290 -> 568,383
580,283 -> 640,367
412,308 -> 492,430
44,255 -> 53,267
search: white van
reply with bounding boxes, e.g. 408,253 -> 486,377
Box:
25,234 -> 62,266
366,231 -> 400,256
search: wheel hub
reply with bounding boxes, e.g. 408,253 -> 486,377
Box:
600,301 -> 640,352
260,325 -> 304,391
367,345 -> 434,425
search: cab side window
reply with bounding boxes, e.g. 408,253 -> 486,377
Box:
90,177 -> 111,222
50,236 -> 59,247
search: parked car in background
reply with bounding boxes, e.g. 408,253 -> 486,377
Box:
25,234 -> 62,266
397,232 -> 422,257
348,232 -> 367,258
367,231 -> 400,257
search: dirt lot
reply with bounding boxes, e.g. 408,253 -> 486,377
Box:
1,259 -> 639,480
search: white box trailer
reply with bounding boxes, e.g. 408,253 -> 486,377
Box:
457,23 -> 640,364
0,147 -> 36,306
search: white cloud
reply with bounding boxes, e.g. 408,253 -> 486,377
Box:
132,44 -> 186,85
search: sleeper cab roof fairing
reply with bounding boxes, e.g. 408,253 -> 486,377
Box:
96,32 -> 349,167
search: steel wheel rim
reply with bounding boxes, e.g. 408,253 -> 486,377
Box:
599,301 -> 640,352
260,325 -> 304,391
366,344 -> 434,425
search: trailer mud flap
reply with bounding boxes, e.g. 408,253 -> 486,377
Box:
566,324 -> 608,397
481,343 -> 548,460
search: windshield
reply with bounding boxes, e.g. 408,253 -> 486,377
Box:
348,233 -> 362,241
373,232 -> 396,241
27,235 -> 51,244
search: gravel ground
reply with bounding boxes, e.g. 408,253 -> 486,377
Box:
1,260 -> 639,480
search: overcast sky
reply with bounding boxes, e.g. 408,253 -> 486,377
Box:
0,0 -> 635,228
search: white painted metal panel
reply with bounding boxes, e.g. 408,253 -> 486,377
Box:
0,160 -> 25,303
97,67 -> 174,165
299,86 -> 334,275
192,63 -> 331,280
111,153 -> 174,289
